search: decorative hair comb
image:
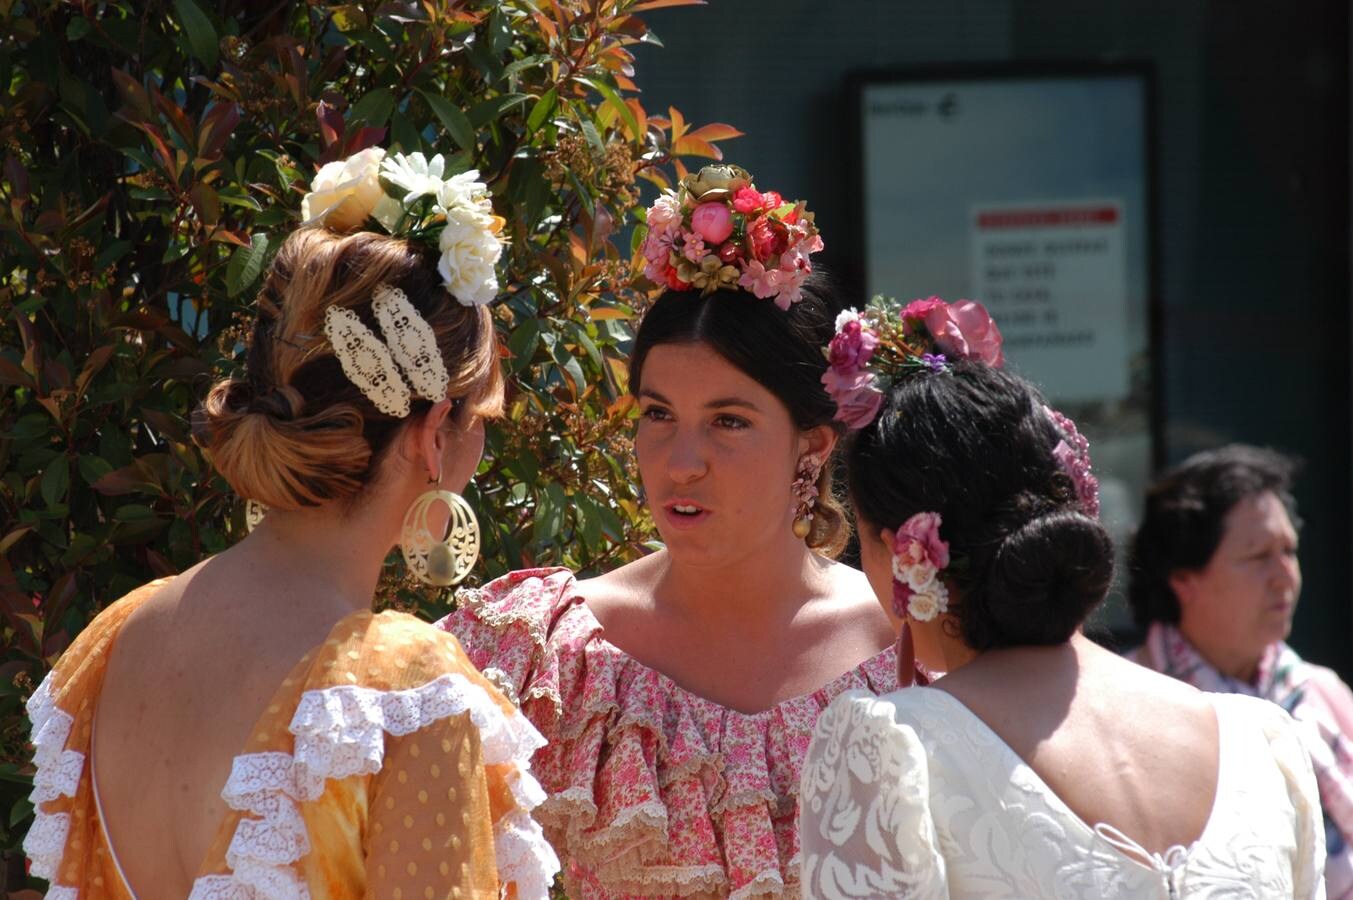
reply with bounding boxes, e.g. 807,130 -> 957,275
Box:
638,164 -> 822,309
322,284 -> 450,418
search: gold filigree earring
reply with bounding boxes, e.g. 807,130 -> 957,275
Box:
401,474 -> 481,587
790,456 -> 822,540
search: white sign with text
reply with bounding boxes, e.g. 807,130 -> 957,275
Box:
970,200 -> 1129,402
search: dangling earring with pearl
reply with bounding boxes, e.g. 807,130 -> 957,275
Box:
400,470 -> 481,587
790,456 -> 822,540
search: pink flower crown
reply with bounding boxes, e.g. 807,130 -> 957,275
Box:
639,164 -> 823,309
821,296 -> 1005,431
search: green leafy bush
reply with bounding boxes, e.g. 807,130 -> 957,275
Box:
0,0 -> 737,879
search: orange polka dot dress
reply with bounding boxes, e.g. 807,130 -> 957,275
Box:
24,580 -> 560,899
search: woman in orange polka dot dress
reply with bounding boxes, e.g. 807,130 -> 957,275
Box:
23,194 -> 559,897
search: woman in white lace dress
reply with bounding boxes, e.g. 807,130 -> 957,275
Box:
798,301 -> 1326,898
23,160 -> 559,898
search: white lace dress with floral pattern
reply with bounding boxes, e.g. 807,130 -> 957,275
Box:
799,686 -> 1326,899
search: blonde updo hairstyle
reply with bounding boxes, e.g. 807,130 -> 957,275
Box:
196,228 -> 503,511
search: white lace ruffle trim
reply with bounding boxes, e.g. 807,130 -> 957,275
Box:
187,672 -> 558,900
24,675 -> 82,887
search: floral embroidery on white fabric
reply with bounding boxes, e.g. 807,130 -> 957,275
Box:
190,672 -> 558,900
23,675 -> 82,887
800,689 -> 1325,900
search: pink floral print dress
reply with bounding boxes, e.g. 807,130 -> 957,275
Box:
438,568 -> 899,899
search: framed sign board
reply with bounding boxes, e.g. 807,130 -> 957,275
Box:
851,65 -> 1158,630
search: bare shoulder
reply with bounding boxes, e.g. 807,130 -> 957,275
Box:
114,559 -> 208,644
1075,638 -> 1214,710
575,551 -> 665,617
809,556 -> 893,640
819,556 -> 875,600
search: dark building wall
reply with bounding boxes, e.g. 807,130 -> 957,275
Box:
635,0 -> 1352,676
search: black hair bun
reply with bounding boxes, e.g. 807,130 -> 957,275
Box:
969,509 -> 1114,648
847,362 -> 1116,652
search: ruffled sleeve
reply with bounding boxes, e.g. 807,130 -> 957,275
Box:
1252,696 -> 1329,900
440,569 -> 900,898
191,611 -> 559,899
799,689 -> 948,900
441,567 -> 579,719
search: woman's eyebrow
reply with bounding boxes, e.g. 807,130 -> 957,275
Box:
706,397 -> 760,411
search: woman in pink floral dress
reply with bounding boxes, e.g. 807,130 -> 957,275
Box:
438,165 -> 901,897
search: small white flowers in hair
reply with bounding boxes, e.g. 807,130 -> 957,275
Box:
890,511 -> 951,623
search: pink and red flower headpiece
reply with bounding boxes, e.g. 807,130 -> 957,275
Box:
828,295 -> 1100,585
891,511 -> 952,623
639,164 -> 823,309
822,296 -> 1005,431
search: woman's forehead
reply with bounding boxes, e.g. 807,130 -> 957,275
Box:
1223,491 -> 1296,542
639,343 -> 773,405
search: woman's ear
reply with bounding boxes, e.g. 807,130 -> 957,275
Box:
798,423 -> 839,464
414,398 -> 455,482
1168,569 -> 1198,611
879,526 -> 896,551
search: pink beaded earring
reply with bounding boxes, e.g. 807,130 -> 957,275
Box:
790,456 -> 822,539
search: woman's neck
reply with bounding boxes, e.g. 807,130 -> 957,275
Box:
232,504 -> 395,615
912,615 -> 981,674
1178,624 -> 1263,684
653,534 -> 826,628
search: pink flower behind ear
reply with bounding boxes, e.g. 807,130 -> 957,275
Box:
894,511 -> 949,570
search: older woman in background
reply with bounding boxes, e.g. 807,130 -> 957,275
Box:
1129,443 -> 1353,898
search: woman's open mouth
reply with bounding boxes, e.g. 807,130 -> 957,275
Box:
662,500 -> 711,529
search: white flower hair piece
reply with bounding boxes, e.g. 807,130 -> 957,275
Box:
372,284 -> 450,402
300,146 -> 504,308
322,306 -> 411,418
904,578 -> 950,623
380,151 -> 450,206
